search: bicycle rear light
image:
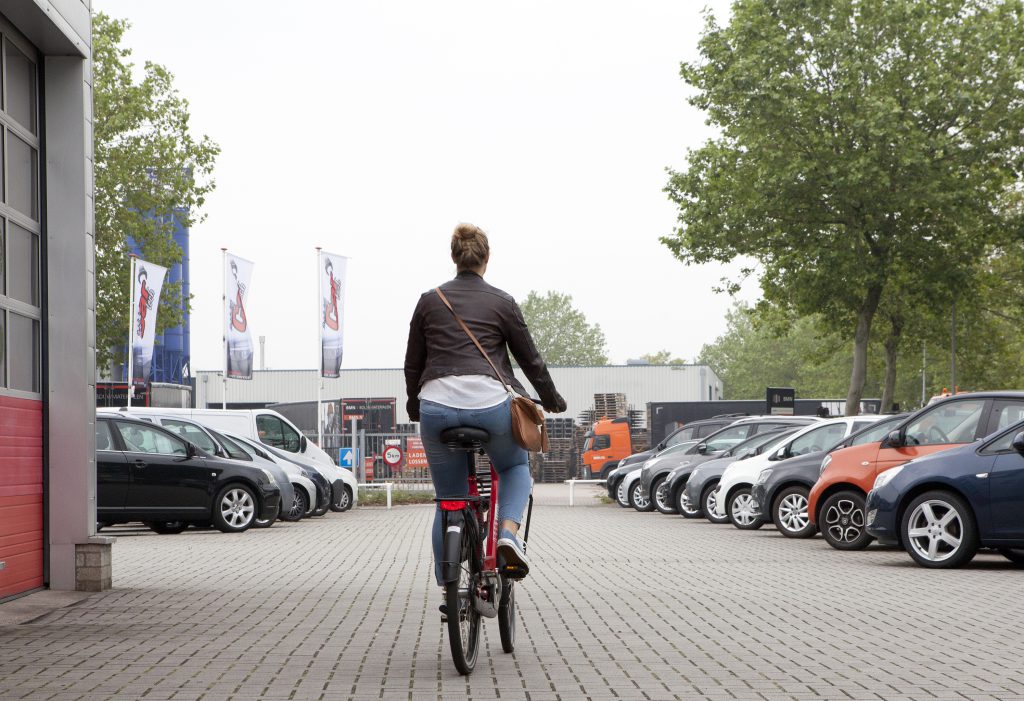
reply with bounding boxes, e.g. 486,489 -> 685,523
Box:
440,500 -> 468,511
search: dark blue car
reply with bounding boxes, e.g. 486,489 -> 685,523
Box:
866,419 -> 1024,568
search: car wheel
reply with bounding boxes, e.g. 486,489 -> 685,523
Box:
628,481 -> 655,512
280,488 -> 309,522
820,490 -> 872,550
653,477 -> 676,515
330,485 -> 353,512
727,487 -> 763,530
998,548 -> 1024,564
701,483 -> 730,524
311,494 -> 331,517
900,491 -> 978,569
772,486 -> 817,539
676,485 -> 701,519
145,521 -> 187,535
616,480 -> 631,508
212,483 -> 258,533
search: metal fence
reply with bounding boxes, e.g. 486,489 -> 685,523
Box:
307,430 -> 434,490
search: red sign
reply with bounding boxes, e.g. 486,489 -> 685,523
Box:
364,456 -> 375,481
406,436 -> 428,469
383,446 -> 403,467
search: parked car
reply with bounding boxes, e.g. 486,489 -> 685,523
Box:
96,415 -> 280,534
610,441 -> 696,508
809,392 -> 1024,551
252,440 -> 358,513
751,414 -> 906,538
664,428 -> 793,517
228,433 -> 333,516
713,416 -> 886,529
683,428 -> 803,524
102,410 -> 298,528
865,420 -> 1024,568
617,442 -> 697,509
639,415 -> 820,508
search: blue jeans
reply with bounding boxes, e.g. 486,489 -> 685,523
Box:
419,397 -> 533,585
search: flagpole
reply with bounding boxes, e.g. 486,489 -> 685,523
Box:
126,255 -> 137,408
222,247 -> 228,410
316,246 -> 323,448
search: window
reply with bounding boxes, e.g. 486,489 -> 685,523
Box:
789,423 -> 848,457
697,423 -> 723,438
162,420 -> 218,454
851,418 -> 902,446
0,29 -> 40,400
851,421 -> 873,434
257,415 -> 301,452
593,434 -> 611,451
703,424 -> 751,452
667,427 -> 696,446
904,400 -> 986,447
992,402 -> 1024,432
96,422 -> 114,451
113,422 -> 187,456
982,428 -> 1022,455
215,433 -> 253,461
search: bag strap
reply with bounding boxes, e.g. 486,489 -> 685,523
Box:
435,288 -> 515,395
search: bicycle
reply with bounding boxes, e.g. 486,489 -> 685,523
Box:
436,425 -> 533,675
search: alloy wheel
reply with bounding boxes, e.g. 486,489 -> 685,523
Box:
820,491 -> 871,550
778,493 -> 810,533
905,500 -> 965,563
728,488 -> 762,529
220,488 -> 255,529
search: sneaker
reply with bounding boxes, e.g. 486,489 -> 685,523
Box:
439,603 -> 447,623
496,529 -> 530,578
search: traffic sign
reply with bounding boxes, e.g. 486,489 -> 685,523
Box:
383,445 -> 403,467
338,447 -> 356,469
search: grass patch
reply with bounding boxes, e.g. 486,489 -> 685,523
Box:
359,489 -> 436,507
597,495 -> 613,505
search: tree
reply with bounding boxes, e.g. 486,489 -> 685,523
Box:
519,291 -> 608,365
638,351 -> 687,365
94,13 -> 220,371
663,0 -> 1024,415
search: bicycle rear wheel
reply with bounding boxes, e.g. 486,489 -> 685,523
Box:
446,521 -> 481,674
498,577 -> 516,653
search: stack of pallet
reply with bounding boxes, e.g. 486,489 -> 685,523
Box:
593,393 -> 629,419
537,417 -> 577,482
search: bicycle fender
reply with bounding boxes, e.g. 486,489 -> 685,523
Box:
442,511 -> 466,584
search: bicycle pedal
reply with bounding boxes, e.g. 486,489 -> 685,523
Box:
501,564 -> 528,580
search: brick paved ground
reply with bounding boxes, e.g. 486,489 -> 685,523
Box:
2,483 -> 1024,700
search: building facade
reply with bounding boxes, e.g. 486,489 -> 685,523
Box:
195,365 -> 724,427
0,0 -> 98,601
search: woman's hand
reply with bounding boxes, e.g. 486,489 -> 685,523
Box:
543,393 -> 567,413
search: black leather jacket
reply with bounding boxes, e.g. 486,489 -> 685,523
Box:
404,272 -> 564,421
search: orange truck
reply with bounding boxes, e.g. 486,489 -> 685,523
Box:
582,417 -> 635,479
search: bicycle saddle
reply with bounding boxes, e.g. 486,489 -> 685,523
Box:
441,427 -> 490,449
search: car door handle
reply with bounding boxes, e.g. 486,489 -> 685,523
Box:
133,460 -> 148,468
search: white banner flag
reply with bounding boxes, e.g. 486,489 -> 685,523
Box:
319,252 -> 347,378
225,254 -> 255,380
130,259 -> 168,385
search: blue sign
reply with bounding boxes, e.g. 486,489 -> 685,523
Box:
338,447 -> 356,469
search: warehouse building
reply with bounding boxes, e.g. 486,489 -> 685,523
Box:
195,365 -> 724,426
0,1 -> 98,601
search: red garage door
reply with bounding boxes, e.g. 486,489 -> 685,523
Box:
0,395 -> 43,600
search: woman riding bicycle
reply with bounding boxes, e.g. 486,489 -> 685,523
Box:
404,223 -> 567,596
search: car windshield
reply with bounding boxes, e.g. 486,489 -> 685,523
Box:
847,414 -> 905,447
726,428 -> 789,458
666,425 -> 698,447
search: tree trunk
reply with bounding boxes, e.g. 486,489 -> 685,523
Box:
845,284 -> 884,416
880,314 -> 904,413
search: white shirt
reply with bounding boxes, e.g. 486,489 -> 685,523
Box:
420,374 -> 509,410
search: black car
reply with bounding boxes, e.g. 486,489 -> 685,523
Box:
750,414 -> 906,538
96,415 -> 281,534
639,416 -> 819,508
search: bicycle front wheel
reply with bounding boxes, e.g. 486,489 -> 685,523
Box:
446,523 -> 481,675
498,577 -> 516,653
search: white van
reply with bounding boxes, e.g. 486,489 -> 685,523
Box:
110,407 -> 335,467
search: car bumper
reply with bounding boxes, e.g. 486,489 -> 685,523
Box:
750,483 -> 768,518
261,492 -> 281,521
865,488 -> 900,544
712,483 -> 728,517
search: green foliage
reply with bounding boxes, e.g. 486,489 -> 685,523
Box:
639,351 -> 687,365
519,291 -> 609,366
94,13 -> 220,371
664,0 -> 1024,411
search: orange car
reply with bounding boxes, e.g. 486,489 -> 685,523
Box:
808,392 -> 1024,550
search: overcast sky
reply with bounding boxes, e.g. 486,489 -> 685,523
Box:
94,0 -> 757,372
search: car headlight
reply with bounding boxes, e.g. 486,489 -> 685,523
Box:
819,454 -> 832,476
755,468 -> 773,485
872,465 -> 905,491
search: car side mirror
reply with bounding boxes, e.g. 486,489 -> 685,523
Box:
180,442 -> 198,460
656,442 -> 666,451
1013,431 -> 1024,455
300,435 -> 308,452
884,430 -> 904,448
695,443 -> 707,454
